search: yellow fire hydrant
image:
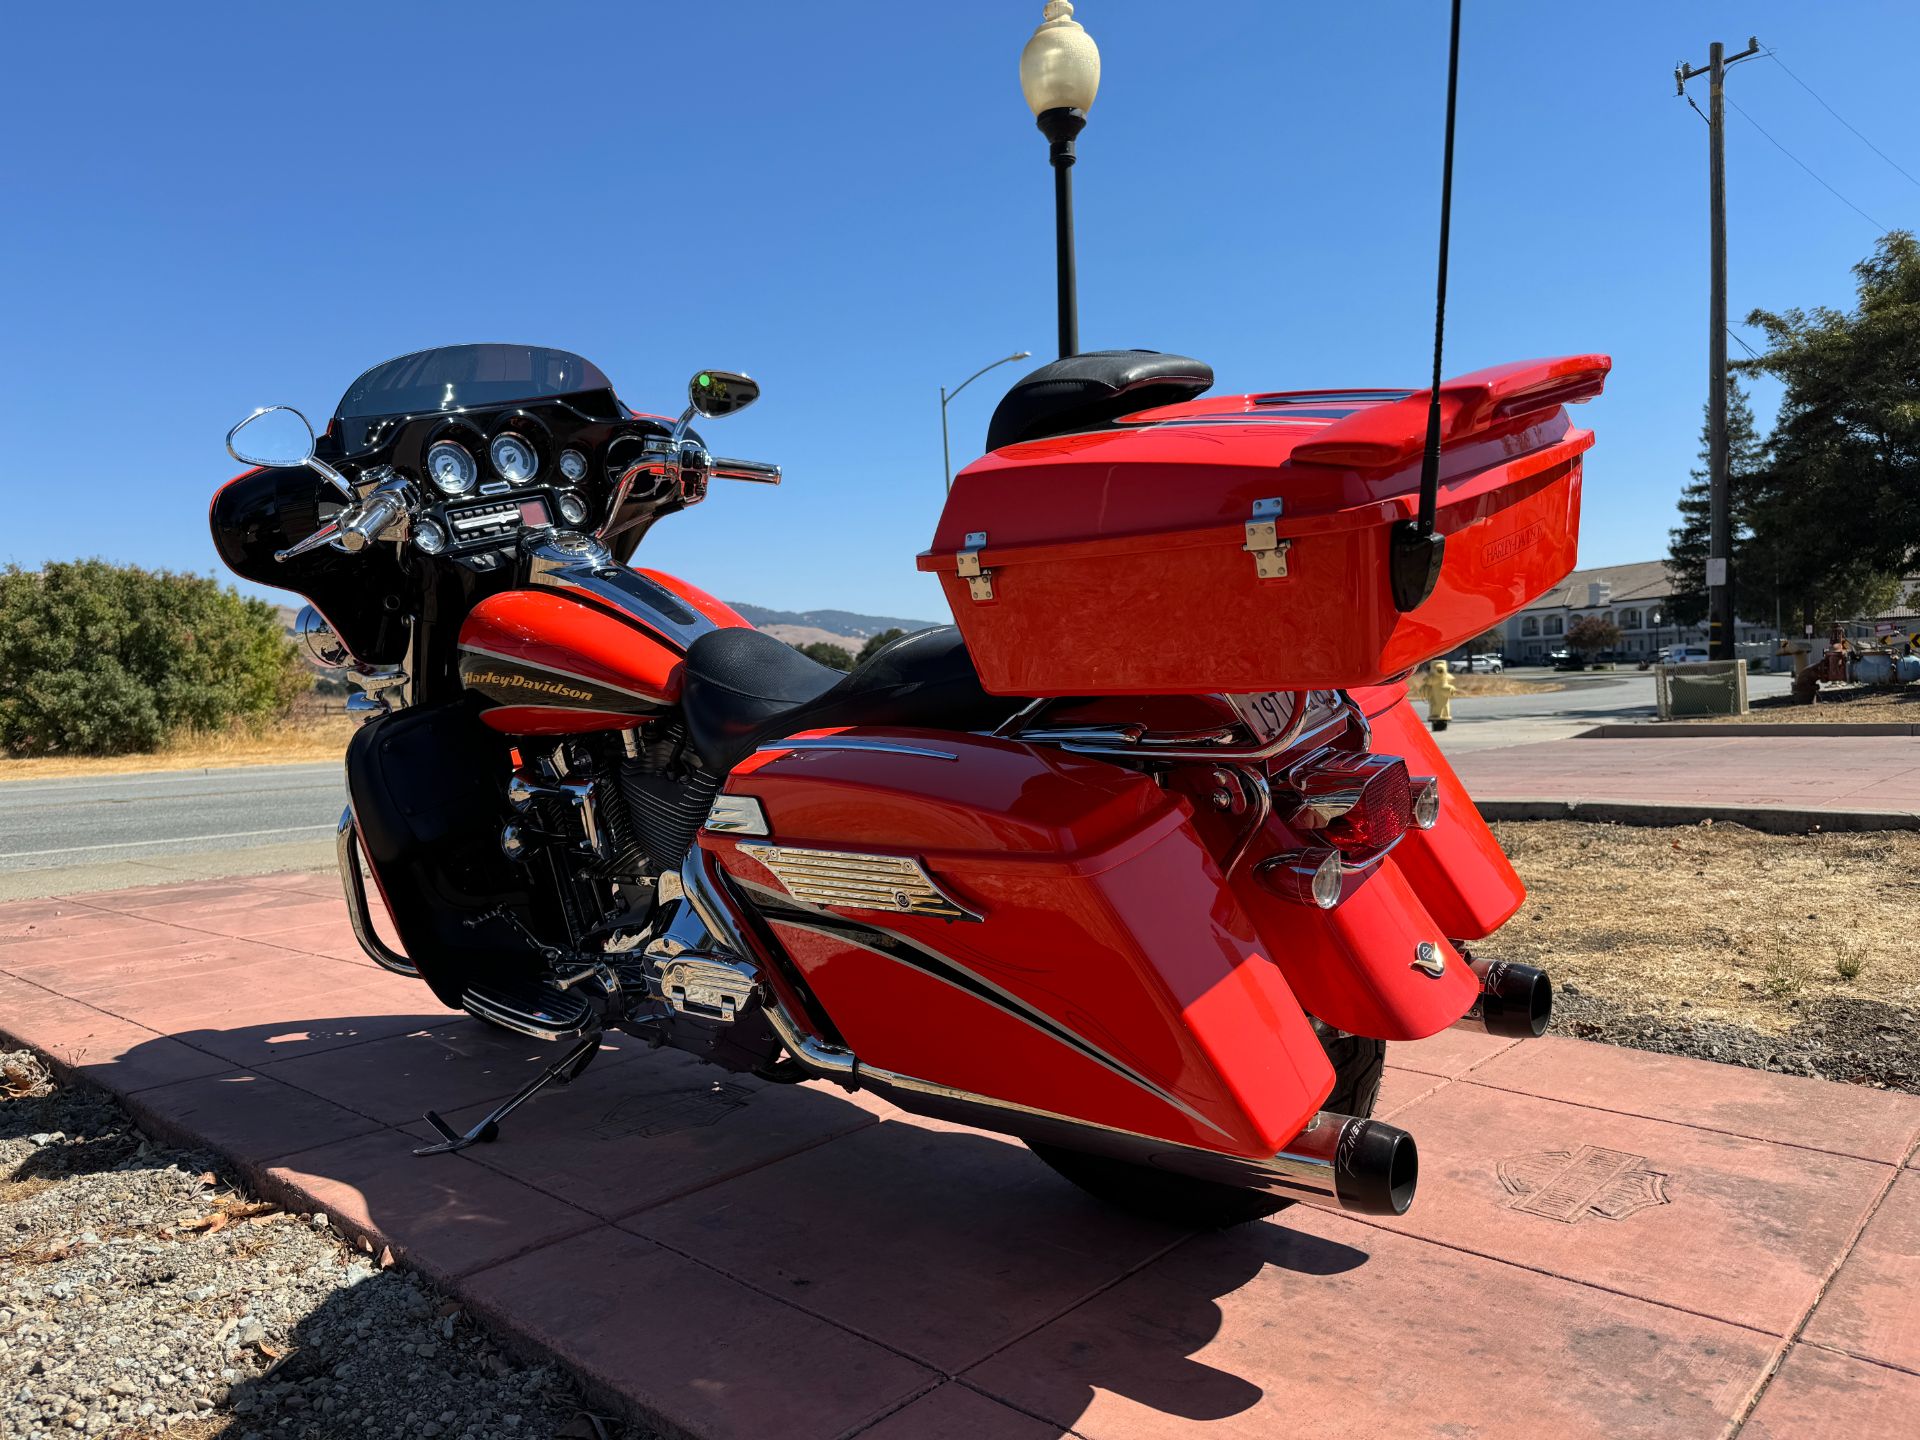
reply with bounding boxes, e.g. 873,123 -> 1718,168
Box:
1415,660 -> 1457,732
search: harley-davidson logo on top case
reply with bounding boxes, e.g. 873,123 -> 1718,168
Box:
1497,1145 -> 1670,1224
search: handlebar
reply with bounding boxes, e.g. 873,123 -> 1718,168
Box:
339,490 -> 406,552
274,480 -> 412,563
709,456 -> 782,485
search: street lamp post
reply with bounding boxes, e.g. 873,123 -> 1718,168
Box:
1020,2 -> 1101,358
942,350 -> 1032,489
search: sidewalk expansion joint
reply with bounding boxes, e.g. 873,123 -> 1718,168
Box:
1454,1076 -> 1920,1166
1726,1160 -> 1904,1435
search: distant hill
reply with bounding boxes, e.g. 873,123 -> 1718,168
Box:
725,603 -> 941,654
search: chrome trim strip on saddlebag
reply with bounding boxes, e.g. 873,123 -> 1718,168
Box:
735,842 -> 982,922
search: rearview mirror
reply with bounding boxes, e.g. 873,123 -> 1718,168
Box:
227,406 -> 317,469
687,370 -> 760,419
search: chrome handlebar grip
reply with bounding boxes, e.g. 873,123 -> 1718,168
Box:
708,456 -> 782,485
338,490 -> 406,552
275,481 -> 412,563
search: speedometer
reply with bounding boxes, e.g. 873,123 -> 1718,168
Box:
489,433 -> 539,484
425,441 -> 478,496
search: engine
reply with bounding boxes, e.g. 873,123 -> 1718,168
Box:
490,727 -> 783,1075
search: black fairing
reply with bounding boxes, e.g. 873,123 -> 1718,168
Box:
345,699 -> 539,1008
210,462 -> 411,667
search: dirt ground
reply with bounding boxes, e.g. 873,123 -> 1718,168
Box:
1672,680 -> 1920,725
0,717 -> 355,782
1490,820 -> 1920,1091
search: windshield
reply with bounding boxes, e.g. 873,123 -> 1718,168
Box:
334,344 -> 614,421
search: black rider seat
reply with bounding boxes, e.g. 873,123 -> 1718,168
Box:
678,624 -> 1026,772
984,349 -> 1213,452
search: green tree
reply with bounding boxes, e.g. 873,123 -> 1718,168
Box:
1665,376 -> 1765,628
791,640 -> 855,672
856,628 -> 906,665
1566,614 -> 1621,660
0,560 -> 309,756
1736,230 -> 1920,626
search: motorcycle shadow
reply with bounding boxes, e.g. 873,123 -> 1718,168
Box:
106,1013 -> 1372,1435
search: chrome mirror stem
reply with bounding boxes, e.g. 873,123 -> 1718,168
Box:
306,455 -> 356,502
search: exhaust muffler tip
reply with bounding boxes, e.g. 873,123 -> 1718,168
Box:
1466,955 -> 1552,1038
1332,1117 -> 1419,1216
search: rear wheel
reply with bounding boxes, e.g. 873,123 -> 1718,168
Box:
1025,1022 -> 1385,1229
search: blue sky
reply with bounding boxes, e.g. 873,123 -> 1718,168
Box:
2,2 -> 1913,621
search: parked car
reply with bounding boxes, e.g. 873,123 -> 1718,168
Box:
1468,653 -> 1504,673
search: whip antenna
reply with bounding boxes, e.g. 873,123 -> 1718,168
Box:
1390,0 -> 1462,612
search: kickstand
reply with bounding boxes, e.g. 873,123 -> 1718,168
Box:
414,1031 -> 603,1157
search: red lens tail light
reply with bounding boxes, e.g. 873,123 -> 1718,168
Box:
1280,751 -> 1414,859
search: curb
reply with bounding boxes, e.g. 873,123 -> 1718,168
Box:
1574,723 -> 1920,738
1473,797 -> 1920,833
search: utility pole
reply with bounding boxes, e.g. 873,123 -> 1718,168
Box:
1677,36 -> 1760,662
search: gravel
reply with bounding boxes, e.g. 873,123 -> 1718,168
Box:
1552,985 -> 1920,1092
0,1052 -> 637,1440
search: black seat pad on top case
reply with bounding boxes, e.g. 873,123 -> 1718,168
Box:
678,625 -> 1027,772
984,349 -> 1213,452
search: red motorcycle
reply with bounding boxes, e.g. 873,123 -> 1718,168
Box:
213,342 -> 1606,1227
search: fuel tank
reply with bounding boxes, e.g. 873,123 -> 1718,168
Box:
457,567 -> 752,735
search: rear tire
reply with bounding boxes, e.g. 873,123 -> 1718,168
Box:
1025,1022 -> 1385,1229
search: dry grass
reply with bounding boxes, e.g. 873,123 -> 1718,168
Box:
1672,681 -> 1920,725
0,716 -> 356,782
1489,820 -> 1920,1034
1438,673 -> 1566,698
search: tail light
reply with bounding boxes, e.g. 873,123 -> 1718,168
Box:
1280,751 -> 1415,858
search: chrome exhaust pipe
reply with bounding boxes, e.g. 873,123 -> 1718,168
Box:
1464,951 -> 1552,1037
765,1004 -> 1417,1216
719,847 -> 1421,1217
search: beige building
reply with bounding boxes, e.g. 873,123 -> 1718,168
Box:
1499,560 -> 1780,664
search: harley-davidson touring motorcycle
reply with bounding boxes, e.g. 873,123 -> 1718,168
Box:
213,341 -> 1608,1227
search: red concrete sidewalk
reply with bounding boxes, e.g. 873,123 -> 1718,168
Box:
3,874 -> 1918,1439
1452,734 -> 1920,825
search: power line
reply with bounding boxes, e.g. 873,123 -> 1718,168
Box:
1727,327 -> 1761,361
1763,48 -> 1920,193
1725,95 -> 1889,234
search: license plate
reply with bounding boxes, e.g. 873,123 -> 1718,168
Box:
1226,691 -> 1297,744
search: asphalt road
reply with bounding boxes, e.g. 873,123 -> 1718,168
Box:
0,670 -> 1799,899
0,762 -> 344,900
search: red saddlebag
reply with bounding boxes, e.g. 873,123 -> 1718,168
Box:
703,728 -> 1335,1156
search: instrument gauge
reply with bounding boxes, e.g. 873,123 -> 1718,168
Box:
556,491 -> 589,526
425,441 -> 478,496
557,448 -> 588,483
413,517 -> 448,554
489,433 -> 539,484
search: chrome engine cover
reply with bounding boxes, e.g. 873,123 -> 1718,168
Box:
653,953 -> 759,1022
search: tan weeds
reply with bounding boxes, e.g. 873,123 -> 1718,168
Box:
1490,820 -> 1920,1034
0,716 -> 355,782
